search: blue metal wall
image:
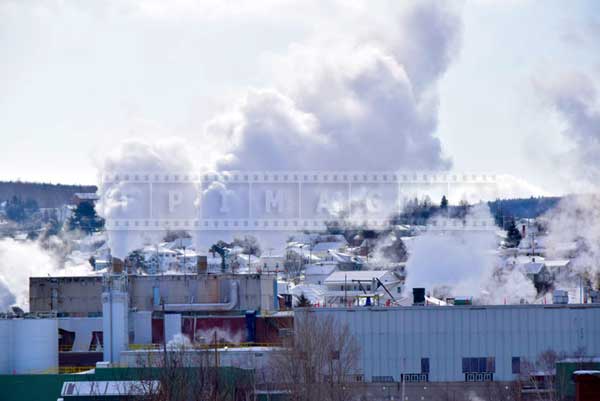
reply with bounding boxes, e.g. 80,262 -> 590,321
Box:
306,304 -> 600,382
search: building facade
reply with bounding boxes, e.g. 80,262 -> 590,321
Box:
304,304 -> 600,383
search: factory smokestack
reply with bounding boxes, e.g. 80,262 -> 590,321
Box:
413,288 -> 425,305
111,257 -> 124,274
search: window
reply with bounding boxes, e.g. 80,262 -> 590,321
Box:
397,287 -> 402,294
512,357 -> 520,374
421,358 -> 430,374
462,357 -> 496,373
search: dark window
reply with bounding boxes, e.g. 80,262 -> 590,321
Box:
487,357 -> 496,373
462,358 -> 469,373
462,357 -> 495,373
421,358 -> 430,374
478,358 -> 487,373
470,358 -> 479,373
512,357 -> 520,374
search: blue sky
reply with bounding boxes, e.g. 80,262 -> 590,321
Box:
1,0 -> 599,196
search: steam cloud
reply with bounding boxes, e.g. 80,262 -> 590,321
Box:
0,238 -> 93,311
535,72 -> 600,190
404,204 -> 537,304
97,2 -> 464,258
209,3 -> 460,171
536,72 -> 600,289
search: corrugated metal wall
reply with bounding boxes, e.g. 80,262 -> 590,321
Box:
308,305 -> 600,382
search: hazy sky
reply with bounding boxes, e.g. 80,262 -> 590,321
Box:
1,0 -> 599,195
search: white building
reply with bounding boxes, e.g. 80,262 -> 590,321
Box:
304,262 -> 338,285
323,270 -> 402,305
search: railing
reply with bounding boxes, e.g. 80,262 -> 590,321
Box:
128,342 -> 278,350
36,366 -> 96,374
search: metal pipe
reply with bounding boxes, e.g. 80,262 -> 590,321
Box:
158,281 -> 239,312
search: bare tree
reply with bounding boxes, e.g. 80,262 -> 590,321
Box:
129,336 -> 251,401
517,349 -> 565,401
267,310 -> 361,401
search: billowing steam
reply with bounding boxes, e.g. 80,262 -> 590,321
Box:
96,2 -> 464,259
404,204 -> 536,304
96,138 -> 199,258
534,72 -> 600,191
0,238 -> 93,311
544,194 -> 600,287
536,72 -> 600,289
209,3 -> 460,171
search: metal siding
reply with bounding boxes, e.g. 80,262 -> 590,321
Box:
311,305 -> 600,382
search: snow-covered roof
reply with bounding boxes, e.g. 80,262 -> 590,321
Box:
523,262 -> 545,275
544,259 -> 571,268
325,270 -> 397,284
328,250 -> 360,264
305,263 -> 337,276
312,241 -> 346,252
290,284 -> 327,304
74,192 -> 99,200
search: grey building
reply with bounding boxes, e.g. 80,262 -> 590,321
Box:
29,273 -> 278,315
303,304 -> 600,383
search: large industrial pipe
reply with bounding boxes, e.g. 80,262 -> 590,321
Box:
158,281 -> 239,312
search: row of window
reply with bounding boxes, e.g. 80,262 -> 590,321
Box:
370,356 -> 522,383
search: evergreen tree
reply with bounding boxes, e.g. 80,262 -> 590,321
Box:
505,218 -> 522,248
295,292 -> 312,308
440,195 -> 448,210
68,201 -> 104,234
5,196 -> 25,222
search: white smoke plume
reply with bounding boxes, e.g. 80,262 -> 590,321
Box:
95,2 -> 464,258
209,2 -> 460,171
96,138 -> 199,258
535,71 -> 600,289
404,204 -> 537,304
0,237 -> 94,311
543,194 -> 600,287
534,72 -> 600,191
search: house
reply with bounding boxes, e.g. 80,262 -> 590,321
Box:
304,262 -> 338,285
290,283 -> 327,306
522,261 -> 552,286
311,240 -> 347,257
323,270 -> 402,306
326,250 -> 363,270
259,254 -> 285,272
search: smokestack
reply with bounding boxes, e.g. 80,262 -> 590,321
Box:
413,288 -> 425,305
111,257 -> 124,274
197,256 -> 208,274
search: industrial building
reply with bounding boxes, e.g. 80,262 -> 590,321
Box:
30,272 -> 277,315
25,271 -> 285,372
304,303 -> 600,383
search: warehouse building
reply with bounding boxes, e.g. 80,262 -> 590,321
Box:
304,303 -> 600,383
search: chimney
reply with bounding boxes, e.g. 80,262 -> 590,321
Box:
111,257 -> 124,274
413,288 -> 425,305
197,255 -> 208,274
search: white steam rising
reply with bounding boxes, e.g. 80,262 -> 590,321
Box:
96,138 -> 199,258
405,204 -> 536,304
210,3 -> 460,171
96,2 -> 464,258
0,238 -> 93,311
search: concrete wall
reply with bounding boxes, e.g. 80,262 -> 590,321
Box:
30,273 -> 277,314
305,304 -> 600,382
